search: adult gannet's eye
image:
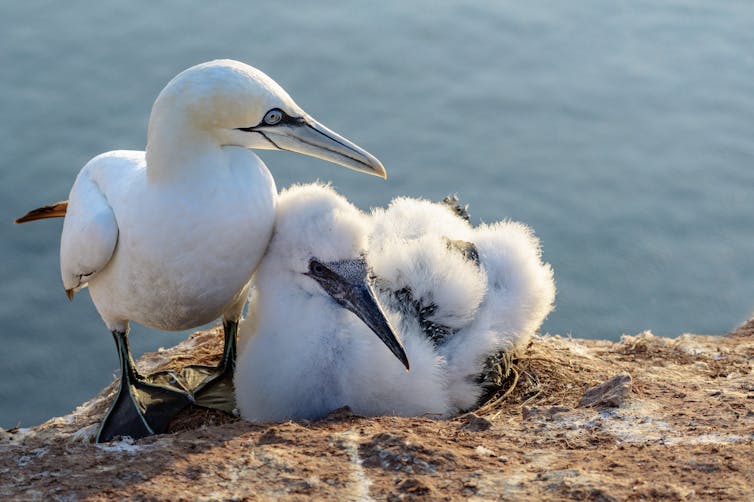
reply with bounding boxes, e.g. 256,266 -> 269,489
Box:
263,109 -> 283,125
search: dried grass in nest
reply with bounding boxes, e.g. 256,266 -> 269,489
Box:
143,327 -> 226,376
143,330 -> 624,431
473,338 -> 607,420
168,406 -> 239,433
162,332 -> 596,428
617,331 -> 696,365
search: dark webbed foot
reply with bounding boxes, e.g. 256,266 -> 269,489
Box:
97,374 -> 193,443
96,330 -> 193,443
181,364 -> 236,413
180,320 -> 238,414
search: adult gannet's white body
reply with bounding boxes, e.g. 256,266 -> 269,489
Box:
17,60 -> 387,442
234,184 -> 555,421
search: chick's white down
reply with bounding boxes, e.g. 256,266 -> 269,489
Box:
235,183 -> 555,421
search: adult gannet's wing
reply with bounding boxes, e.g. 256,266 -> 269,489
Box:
60,169 -> 118,299
15,200 -> 68,223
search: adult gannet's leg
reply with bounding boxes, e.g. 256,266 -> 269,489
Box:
96,329 -> 193,443
180,320 -> 238,414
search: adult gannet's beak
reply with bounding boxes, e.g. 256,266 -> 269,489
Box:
241,114 -> 387,179
306,257 -> 410,370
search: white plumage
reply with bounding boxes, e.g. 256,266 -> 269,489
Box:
62,59 -> 385,332
235,183 -> 555,421
20,60 -> 387,442
370,197 -> 556,412
65,146 -> 275,334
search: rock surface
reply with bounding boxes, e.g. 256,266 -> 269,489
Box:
577,371 -> 632,408
1,321 -> 752,501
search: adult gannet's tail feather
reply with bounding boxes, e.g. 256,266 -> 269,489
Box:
15,200 -> 69,223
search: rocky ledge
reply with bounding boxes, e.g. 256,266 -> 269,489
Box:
1,321 -> 752,501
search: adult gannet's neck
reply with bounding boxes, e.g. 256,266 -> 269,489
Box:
145,101 -> 224,182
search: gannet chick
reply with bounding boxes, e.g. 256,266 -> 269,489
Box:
369,197 -> 556,412
234,183 -> 422,422
15,60 -> 387,442
234,185 -> 555,421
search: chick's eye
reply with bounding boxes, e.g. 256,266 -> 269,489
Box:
263,109 -> 283,125
309,260 -> 326,276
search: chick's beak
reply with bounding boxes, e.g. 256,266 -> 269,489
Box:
306,258 -> 409,370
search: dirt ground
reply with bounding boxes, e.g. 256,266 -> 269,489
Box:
1,320 -> 752,501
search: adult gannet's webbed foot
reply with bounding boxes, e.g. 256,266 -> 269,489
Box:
180,320 -> 238,414
96,330 -> 193,443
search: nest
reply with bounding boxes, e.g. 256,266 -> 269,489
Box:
472,336 -> 616,419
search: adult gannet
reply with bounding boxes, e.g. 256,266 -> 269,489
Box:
15,60 -> 387,442
234,184 -> 555,421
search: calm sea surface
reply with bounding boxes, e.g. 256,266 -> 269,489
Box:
1,1 -> 753,427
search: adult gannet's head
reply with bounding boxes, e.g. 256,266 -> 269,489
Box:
260,183 -> 409,370
147,59 -> 386,178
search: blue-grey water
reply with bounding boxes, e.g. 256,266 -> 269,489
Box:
1,1 -> 753,428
